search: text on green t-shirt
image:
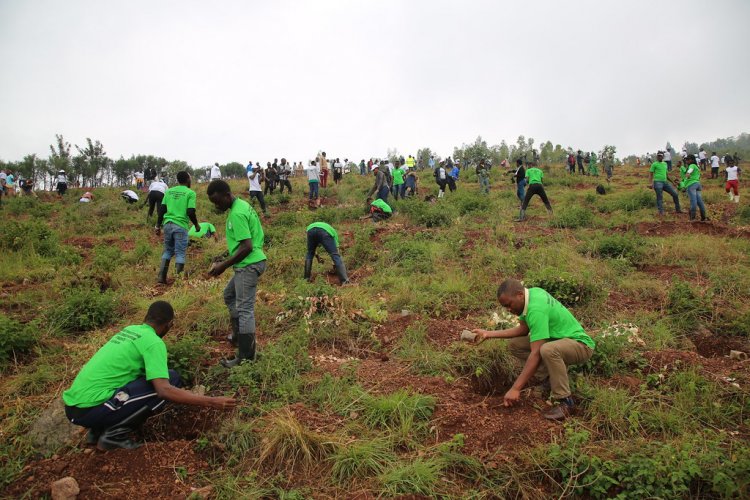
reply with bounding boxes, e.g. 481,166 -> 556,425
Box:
62,324 -> 169,408
226,197 -> 266,268
162,185 -> 196,229
519,288 -> 595,349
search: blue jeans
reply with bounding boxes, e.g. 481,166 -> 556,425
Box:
224,260 -> 267,338
516,179 -> 526,203
653,181 -> 681,214
309,181 -> 319,200
479,176 -> 490,194
686,183 -> 706,219
65,370 -> 182,430
306,227 -> 344,269
162,222 -> 189,264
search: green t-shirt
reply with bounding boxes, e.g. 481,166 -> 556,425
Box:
62,324 -> 169,408
371,199 -> 392,213
392,168 -> 405,185
525,167 -> 543,185
306,222 -> 339,247
188,222 -> 216,239
162,185 -> 196,230
519,288 -> 595,349
226,197 -> 266,268
683,164 -> 701,188
650,162 -> 668,182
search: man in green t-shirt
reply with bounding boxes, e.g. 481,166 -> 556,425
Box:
188,222 -> 217,241
207,180 -> 267,367
515,166 -> 552,221
156,171 -> 200,283
473,278 -> 595,420
648,151 -> 682,216
364,198 -> 392,222
305,222 -> 349,285
392,162 -> 406,200
62,301 -> 236,450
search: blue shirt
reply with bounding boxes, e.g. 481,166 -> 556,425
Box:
450,167 -> 460,179
246,163 -> 254,174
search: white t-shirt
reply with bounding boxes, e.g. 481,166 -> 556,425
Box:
122,190 -> 139,201
79,197 -> 91,203
134,171 -> 144,179
438,167 -> 447,180
57,174 -> 67,183
663,150 -> 672,161
210,165 -> 221,179
698,151 -> 706,161
149,181 -> 168,193
247,170 -> 262,192
726,166 -> 739,181
711,155 -> 720,169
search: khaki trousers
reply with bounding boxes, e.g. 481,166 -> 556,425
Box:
507,336 -> 593,399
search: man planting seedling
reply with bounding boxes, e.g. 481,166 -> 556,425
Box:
472,278 -> 595,420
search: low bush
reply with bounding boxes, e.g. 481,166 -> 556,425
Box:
0,315 -> 39,364
525,267 -> 597,307
330,438 -> 396,482
399,200 -> 455,228
3,220 -> 59,257
379,458 -> 442,497
737,205 -> 750,224
592,234 -> 644,263
550,206 -> 594,228
667,279 -> 711,334
452,192 -> 491,215
93,244 -> 123,271
51,288 -> 118,334
167,330 -> 211,384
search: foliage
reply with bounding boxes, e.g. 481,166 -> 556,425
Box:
550,205 -> 594,228
667,279 -> 710,334
330,438 -> 396,482
591,233 -> 644,263
51,288 -> 117,334
398,199 -> 455,227
0,315 -> 39,365
166,330 -> 211,384
525,267 -> 597,307
3,220 -> 59,257
379,458 -> 441,496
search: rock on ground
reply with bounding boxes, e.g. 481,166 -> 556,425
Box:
31,399 -> 82,455
51,476 -> 79,500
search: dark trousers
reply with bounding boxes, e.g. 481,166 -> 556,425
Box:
264,181 -> 276,195
577,161 -> 584,174
521,183 -> 552,210
146,191 -> 164,218
377,185 -> 389,202
306,228 -> 344,268
65,370 -> 182,430
248,190 -> 267,211
279,179 -> 292,193
447,177 -> 457,192
57,182 -> 67,195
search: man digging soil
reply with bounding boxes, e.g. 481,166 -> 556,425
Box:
63,301 -> 236,450
472,279 -> 595,420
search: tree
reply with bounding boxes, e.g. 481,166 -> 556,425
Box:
416,148 -> 436,170
48,134 -> 72,189
222,162 -> 245,179
74,138 -> 108,187
498,140 -> 509,160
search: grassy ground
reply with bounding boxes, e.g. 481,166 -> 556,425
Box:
1,164 -> 749,498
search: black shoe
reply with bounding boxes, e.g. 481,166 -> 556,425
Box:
97,429 -> 143,451
304,258 -> 313,282
157,258 -> 170,284
227,317 -> 239,346
85,429 -> 101,445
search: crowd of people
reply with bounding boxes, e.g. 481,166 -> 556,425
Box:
2,145 -> 743,451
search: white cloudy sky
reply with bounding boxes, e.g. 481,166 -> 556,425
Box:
1,0 -> 748,166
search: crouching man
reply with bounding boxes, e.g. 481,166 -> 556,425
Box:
473,279 -> 595,420
63,301 -> 237,450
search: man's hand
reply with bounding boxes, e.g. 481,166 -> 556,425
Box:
210,396 -> 237,410
503,388 -> 521,407
208,262 -> 227,277
315,254 -> 324,264
472,328 -> 489,344
155,226 -> 161,236
194,223 -> 201,234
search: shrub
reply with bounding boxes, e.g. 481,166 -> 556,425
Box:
593,234 -> 644,263
452,341 -> 517,394
614,190 -> 654,212
258,408 -> 339,473
93,244 -> 123,271
737,205 -> 750,224
384,238 -> 433,274
167,330 -> 211,384
667,279 -> 710,334
330,438 -> 396,482
215,418 -> 259,466
379,458 -> 441,496
452,192 -> 491,215
0,315 -> 39,364
51,288 -> 117,334
550,206 -> 593,229
399,200 -> 455,228
3,220 -> 59,257
525,267 -> 597,307
361,390 -> 435,432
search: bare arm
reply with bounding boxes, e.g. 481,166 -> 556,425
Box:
209,239 -> 252,276
473,321 -> 529,342
512,340 -> 544,391
152,378 -> 236,409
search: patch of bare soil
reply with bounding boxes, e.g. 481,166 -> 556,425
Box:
690,330 -> 750,359
643,349 -> 750,387
634,221 -> 750,238
605,289 -> 660,313
356,359 -> 561,459
7,405 -> 223,499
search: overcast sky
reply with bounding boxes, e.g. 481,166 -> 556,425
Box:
1,0 -> 748,166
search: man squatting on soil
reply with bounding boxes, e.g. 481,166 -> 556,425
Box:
63,301 -> 237,450
472,279 -> 596,421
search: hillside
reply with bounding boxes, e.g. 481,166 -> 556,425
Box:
2,164 -> 749,499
